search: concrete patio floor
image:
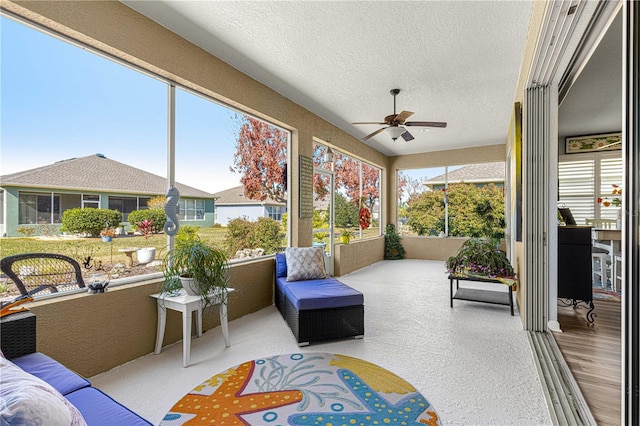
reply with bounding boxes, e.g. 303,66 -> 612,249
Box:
91,259 -> 551,425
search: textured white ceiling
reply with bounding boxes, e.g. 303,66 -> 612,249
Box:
123,1 -> 534,156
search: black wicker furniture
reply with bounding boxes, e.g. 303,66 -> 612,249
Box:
0,311 -> 152,425
0,253 -> 86,297
274,253 -> 364,346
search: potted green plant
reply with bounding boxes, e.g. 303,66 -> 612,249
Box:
136,219 -> 156,264
340,229 -> 352,244
445,238 -> 515,278
312,232 -> 328,252
163,238 -> 229,307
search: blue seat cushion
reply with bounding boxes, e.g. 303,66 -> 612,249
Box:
65,387 -> 152,425
275,252 -> 287,278
277,276 -> 363,310
10,352 -> 90,396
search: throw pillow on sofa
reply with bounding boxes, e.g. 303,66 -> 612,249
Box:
285,247 -> 327,281
0,356 -> 87,426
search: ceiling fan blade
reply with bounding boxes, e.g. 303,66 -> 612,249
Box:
352,122 -> 387,125
395,111 -> 414,124
405,121 -> 448,128
361,127 -> 386,142
401,130 -> 414,142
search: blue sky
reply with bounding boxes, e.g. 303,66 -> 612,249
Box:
1,16 -> 241,193
1,16 -> 448,196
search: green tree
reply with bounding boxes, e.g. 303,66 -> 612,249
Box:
406,183 -> 505,238
334,193 -> 359,227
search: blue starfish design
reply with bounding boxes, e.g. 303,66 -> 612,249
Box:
288,369 -> 431,425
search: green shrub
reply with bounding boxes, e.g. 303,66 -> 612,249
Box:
61,208 -> 123,237
254,217 -> 285,254
176,225 -> 201,246
128,209 -> 166,233
224,216 -> 285,256
224,217 -> 255,256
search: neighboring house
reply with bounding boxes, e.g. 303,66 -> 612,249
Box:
213,185 -> 286,226
0,154 -> 216,237
422,162 -> 505,190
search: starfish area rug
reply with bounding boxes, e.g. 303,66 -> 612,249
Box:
160,352 -> 440,425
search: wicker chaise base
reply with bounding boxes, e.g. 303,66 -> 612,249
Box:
275,284 -> 364,346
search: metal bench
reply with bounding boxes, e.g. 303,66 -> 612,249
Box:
0,253 -> 86,298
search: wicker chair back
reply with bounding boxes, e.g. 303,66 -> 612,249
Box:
0,253 -> 86,297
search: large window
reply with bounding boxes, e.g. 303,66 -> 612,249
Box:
18,192 -> 61,224
313,143 -> 382,241
266,205 -> 284,221
558,152 -> 622,225
398,162 -> 506,238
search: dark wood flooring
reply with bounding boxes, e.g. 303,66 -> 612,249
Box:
553,299 -> 622,426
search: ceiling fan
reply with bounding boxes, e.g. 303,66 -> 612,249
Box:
353,89 -> 447,142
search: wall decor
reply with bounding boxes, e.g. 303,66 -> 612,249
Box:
565,132 -> 622,153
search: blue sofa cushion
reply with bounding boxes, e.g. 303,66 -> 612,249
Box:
65,387 -> 152,426
11,352 -> 90,396
277,276 -> 363,310
275,252 -> 287,278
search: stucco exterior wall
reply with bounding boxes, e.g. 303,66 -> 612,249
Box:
26,258 -> 274,377
215,205 -> 266,227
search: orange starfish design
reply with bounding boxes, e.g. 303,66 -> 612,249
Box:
170,361 -> 303,425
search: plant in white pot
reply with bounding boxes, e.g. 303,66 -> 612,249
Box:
163,238 -> 229,307
135,219 -> 156,264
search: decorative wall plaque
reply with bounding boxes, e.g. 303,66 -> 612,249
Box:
299,155 -> 313,218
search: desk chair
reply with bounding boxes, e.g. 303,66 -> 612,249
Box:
592,247 -> 611,287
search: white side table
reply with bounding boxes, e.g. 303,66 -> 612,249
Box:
150,288 -> 233,367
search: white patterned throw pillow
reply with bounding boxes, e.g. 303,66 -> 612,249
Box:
285,247 -> 327,281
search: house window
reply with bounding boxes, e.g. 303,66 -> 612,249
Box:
178,199 -> 205,221
559,152 -> 622,225
266,206 -> 283,221
82,194 -> 99,208
18,192 -> 61,224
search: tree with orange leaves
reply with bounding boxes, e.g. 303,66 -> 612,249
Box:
230,116 -> 287,203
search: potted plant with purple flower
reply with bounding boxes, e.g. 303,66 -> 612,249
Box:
445,238 -> 515,279
136,219 -> 156,264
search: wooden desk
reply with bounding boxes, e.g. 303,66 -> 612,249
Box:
150,288 -> 233,367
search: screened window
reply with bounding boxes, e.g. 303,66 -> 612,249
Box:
18,192 -> 61,224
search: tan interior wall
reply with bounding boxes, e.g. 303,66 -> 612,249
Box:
4,0 -> 389,246
27,259 -> 274,377
387,144 -> 506,225
401,236 -> 469,261
333,237 -> 384,276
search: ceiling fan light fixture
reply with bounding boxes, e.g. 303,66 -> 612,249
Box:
385,126 -> 406,141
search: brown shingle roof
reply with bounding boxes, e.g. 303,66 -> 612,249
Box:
423,162 -> 505,185
213,185 -> 285,206
0,154 -> 214,198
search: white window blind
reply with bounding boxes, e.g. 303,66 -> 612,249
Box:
558,153 -> 622,225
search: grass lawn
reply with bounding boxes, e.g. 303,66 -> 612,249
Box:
0,228 -> 229,267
